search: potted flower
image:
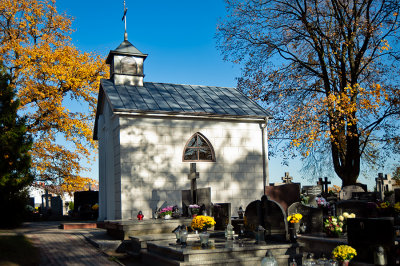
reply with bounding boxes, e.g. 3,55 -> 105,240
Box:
376,201 -> 393,217
332,245 -> 357,265
287,213 -> 302,242
160,206 -> 174,219
338,212 -> 355,233
189,204 -> 200,217
191,215 -> 216,247
324,216 -> 343,237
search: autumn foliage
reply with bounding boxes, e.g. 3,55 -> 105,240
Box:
0,0 -> 108,192
218,0 -> 400,185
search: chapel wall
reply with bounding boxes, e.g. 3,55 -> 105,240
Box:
118,116 -> 265,219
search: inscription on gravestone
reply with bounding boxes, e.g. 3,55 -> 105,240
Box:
303,186 -> 322,196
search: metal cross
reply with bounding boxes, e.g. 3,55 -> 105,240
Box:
188,163 -> 199,204
281,172 -> 293,184
318,177 -> 331,194
122,0 -> 128,40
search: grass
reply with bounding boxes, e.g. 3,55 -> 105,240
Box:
0,235 -> 40,266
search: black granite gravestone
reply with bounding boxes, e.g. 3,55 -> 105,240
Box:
244,200 -> 262,231
287,202 -> 323,234
348,217 -> 396,264
336,200 -> 369,218
261,195 -> 288,241
213,203 -> 231,230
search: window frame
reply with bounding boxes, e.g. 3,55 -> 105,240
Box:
182,132 -> 216,162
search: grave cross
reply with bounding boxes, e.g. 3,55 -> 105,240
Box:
188,163 -> 199,204
318,177 -> 331,194
281,172 -> 293,184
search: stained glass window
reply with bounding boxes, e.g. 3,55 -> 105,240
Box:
183,132 -> 215,162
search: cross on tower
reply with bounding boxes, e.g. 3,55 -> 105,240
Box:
318,177 -> 331,194
281,172 -> 293,184
122,0 -> 128,40
188,163 -> 199,204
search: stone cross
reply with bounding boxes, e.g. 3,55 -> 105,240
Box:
281,172 -> 293,184
188,163 -> 199,204
318,177 -> 331,194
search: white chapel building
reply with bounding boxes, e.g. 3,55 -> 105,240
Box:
93,36 -> 271,221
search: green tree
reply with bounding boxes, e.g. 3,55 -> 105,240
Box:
217,0 -> 400,186
0,69 -> 34,227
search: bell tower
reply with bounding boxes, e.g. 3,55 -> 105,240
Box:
105,0 -> 147,86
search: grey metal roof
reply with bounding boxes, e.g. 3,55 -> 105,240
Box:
93,79 -> 271,140
106,40 -> 147,64
102,79 -> 270,117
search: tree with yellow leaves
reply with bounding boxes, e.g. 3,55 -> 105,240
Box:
0,0 -> 108,191
217,0 -> 400,186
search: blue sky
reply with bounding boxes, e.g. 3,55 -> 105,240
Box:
56,0 -> 386,189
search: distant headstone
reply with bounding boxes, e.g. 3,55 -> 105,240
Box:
339,185 -> 366,200
182,187 -> 211,216
376,173 -> 393,200
303,186 -> 322,196
261,196 -> 288,241
213,203 -> 231,230
29,197 -> 35,208
51,196 -> 63,217
348,217 -> 395,264
287,202 -> 323,234
395,188 -> 400,203
336,200 -> 369,218
351,192 -> 378,202
74,191 -> 99,219
264,183 -> 300,213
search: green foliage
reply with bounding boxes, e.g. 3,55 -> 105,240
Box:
68,201 -> 74,211
0,69 -> 34,227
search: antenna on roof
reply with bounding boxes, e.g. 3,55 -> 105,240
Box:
122,0 -> 128,40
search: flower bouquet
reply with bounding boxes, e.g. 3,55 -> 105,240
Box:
287,213 -> 303,224
332,245 -> 357,263
191,215 -> 216,231
160,206 -> 173,219
376,201 -> 393,217
189,204 -> 200,217
324,216 -> 343,237
315,196 -> 328,207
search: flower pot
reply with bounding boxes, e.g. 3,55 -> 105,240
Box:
164,214 -> 171,220
199,231 -> 210,247
341,260 -> 349,266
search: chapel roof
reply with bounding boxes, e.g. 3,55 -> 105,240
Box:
93,79 -> 271,140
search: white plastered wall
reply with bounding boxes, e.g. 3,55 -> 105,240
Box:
117,115 -> 266,220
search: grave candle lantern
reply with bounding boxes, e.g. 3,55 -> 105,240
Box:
137,210 -> 144,220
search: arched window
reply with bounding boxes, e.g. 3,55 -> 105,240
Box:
183,132 -> 215,162
120,57 -> 138,75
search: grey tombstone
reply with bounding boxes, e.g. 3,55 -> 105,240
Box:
351,192 -> 378,202
287,202 -> 323,234
336,200 -> 369,218
213,203 -> 231,230
339,185 -> 366,200
182,187 -> 211,216
303,186 -> 322,196
261,195 -> 288,241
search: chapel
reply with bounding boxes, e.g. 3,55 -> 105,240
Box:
93,34 -> 271,220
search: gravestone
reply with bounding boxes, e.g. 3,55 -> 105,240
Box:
302,185 -> 322,196
348,217 -> 396,264
339,185 -> 366,200
213,203 -> 231,230
261,195 -> 288,241
336,200 -> 369,218
287,202 -> 323,234
244,200 -> 262,231
376,173 -> 393,200
264,183 -> 300,213
395,188 -> 400,202
74,191 -> 99,219
182,187 -> 211,217
351,191 -> 378,202
50,196 -> 63,217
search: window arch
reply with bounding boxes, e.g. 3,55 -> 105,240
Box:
183,132 -> 215,162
